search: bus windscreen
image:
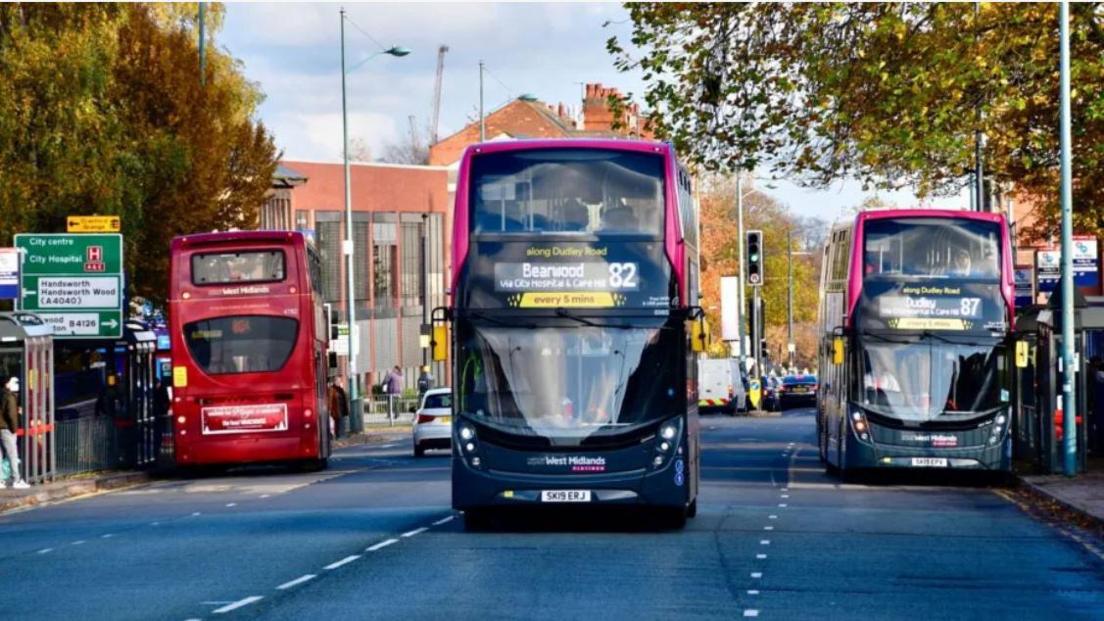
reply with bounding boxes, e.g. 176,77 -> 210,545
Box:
192,250 -> 286,285
863,218 -> 1000,281
456,323 -> 679,442
184,316 -> 298,374
471,149 -> 664,236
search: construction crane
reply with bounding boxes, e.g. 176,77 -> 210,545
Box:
431,44 -> 449,144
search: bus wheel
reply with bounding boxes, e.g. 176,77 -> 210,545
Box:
463,509 -> 493,531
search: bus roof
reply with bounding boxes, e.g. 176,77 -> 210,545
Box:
459,138 -> 672,160
854,208 -> 1006,225
171,230 -> 307,251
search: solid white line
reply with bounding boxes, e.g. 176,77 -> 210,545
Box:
212,596 -> 263,614
366,538 -> 399,552
432,515 -> 455,526
276,574 -> 317,590
756,554 -> 767,559
750,572 -> 763,579
37,548 -> 53,554
760,540 -> 770,545
747,590 -> 760,595
324,555 -> 360,570
401,527 -> 428,538
744,611 -> 760,618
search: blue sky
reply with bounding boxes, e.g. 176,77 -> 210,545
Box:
219,2 -> 967,223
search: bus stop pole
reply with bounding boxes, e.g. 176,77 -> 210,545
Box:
1058,0 -> 1077,476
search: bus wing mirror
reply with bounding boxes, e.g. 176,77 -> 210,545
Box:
1015,340 -> 1029,368
690,318 -> 709,354
432,325 -> 448,362
832,337 -> 844,366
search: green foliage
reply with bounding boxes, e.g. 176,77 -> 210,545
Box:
0,3 -> 277,302
611,3 -> 1104,240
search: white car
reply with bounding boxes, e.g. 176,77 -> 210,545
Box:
412,388 -> 452,457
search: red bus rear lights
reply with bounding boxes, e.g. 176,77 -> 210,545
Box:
177,416 -> 186,424
304,409 -> 313,418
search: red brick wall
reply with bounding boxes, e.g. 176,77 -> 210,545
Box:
281,161 -> 449,216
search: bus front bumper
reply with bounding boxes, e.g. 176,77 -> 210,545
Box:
844,433 -> 1011,471
451,457 -> 689,511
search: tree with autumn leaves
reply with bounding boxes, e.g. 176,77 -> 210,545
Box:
0,3 -> 277,303
698,175 -> 827,370
610,3 -> 1104,243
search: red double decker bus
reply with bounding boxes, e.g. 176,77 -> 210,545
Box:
168,231 -> 331,469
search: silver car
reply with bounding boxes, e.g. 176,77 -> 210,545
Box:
412,388 -> 452,457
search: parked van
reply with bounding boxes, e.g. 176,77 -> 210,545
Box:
698,358 -> 746,415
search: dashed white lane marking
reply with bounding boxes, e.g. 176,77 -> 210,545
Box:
768,514 -> 778,519
764,526 -> 774,531
401,527 -> 428,538
366,538 -> 399,552
101,533 -> 114,539
781,488 -> 789,493
37,548 -> 53,554
324,555 -> 360,570
750,572 -> 763,579
432,515 -> 455,526
191,512 -> 201,516
150,522 -> 160,526
277,574 -> 316,590
212,596 -> 263,614
780,494 -> 789,499
760,540 -> 770,545
225,503 -> 237,507
778,503 -> 788,508
747,590 -> 760,595
260,494 -> 271,499
756,554 -> 768,559
72,540 -> 86,546
744,611 -> 760,618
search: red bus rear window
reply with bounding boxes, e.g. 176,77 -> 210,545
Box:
192,251 -> 286,285
184,316 -> 298,374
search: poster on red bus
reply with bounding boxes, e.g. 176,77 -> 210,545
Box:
201,403 -> 289,435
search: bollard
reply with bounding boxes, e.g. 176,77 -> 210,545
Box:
349,397 -> 364,433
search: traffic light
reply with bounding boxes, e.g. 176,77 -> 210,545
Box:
746,230 -> 763,286
760,338 -> 769,360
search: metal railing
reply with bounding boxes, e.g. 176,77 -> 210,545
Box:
55,416 -> 120,476
363,395 -> 421,426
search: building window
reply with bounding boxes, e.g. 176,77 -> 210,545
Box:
400,221 -> 423,308
373,219 -> 397,309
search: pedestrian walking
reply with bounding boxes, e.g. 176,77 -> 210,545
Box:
416,365 -> 434,396
383,366 -> 403,422
1,376 -> 29,489
328,379 -> 349,438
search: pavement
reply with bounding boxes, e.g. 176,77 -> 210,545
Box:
2,408 -> 1102,620
1020,470 -> 1104,527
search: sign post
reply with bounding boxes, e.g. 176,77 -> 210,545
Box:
14,234 -> 124,339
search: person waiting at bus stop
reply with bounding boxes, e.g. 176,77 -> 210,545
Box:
1,376 -> 29,489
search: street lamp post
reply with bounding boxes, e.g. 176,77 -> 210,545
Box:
339,8 -> 409,431
1058,0 -> 1077,476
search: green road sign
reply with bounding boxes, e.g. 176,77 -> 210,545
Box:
14,234 -> 124,339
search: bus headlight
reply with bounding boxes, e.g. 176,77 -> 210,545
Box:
851,410 -> 871,443
660,423 -> 678,441
459,424 -> 476,441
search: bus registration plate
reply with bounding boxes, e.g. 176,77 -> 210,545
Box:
541,490 -> 591,503
911,457 -> 948,467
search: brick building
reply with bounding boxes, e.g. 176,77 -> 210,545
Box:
261,161 -> 451,393
427,82 -> 651,166
1008,190 -> 1102,300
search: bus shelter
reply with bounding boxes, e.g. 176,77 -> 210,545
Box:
121,322 -> 158,469
1013,291 -> 1104,474
0,312 -> 55,485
